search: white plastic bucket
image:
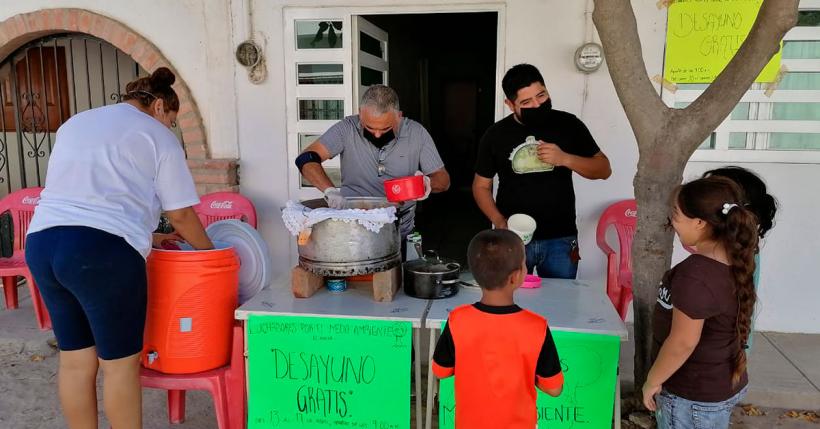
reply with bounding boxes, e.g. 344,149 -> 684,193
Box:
508,214 -> 537,244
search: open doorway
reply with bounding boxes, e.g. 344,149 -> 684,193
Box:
361,12 -> 498,265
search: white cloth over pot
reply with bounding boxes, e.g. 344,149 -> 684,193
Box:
281,200 -> 397,236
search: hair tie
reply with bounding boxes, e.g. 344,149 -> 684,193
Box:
721,203 -> 738,215
127,90 -> 156,99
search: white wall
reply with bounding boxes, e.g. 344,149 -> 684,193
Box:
2,0 -> 816,333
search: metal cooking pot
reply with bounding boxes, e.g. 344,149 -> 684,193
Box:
298,197 -> 401,277
403,251 -> 460,299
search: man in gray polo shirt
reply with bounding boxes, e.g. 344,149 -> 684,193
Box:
296,85 -> 450,238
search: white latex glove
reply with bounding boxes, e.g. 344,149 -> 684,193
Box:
414,171 -> 432,201
323,187 -> 347,209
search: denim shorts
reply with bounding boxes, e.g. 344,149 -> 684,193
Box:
656,385 -> 748,429
524,235 -> 578,279
25,226 -> 147,360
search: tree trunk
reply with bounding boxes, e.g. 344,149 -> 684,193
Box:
592,0 -> 799,398
631,145 -> 687,390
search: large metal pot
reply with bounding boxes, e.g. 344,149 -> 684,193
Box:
298,197 -> 401,277
403,251 -> 460,299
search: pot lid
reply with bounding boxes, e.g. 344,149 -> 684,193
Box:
206,220 -> 271,304
404,258 -> 460,274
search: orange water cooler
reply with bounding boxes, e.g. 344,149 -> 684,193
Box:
141,245 -> 240,374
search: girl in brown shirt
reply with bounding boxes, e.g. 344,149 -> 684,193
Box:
643,177 -> 759,429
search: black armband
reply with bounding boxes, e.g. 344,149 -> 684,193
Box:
295,151 -> 322,172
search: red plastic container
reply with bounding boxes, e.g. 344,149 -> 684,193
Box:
384,175 -> 425,202
142,245 -> 240,374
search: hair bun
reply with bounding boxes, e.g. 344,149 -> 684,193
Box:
149,67 -> 175,90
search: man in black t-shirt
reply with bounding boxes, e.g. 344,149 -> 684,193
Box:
472,64 -> 611,279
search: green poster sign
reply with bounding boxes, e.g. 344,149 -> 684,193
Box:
247,315 -> 412,429
439,329 -> 620,429
664,0 -> 782,83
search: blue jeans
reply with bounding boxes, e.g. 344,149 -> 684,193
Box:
525,236 -> 578,279
656,386 -> 747,429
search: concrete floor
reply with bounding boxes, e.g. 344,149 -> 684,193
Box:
619,324 -> 820,411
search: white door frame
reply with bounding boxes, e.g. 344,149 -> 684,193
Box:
352,16 -> 390,109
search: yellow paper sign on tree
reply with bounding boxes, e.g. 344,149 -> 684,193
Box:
664,0 -> 782,84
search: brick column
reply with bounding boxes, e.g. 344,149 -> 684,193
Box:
188,159 -> 239,195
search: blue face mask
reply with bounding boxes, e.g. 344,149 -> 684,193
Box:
363,128 -> 396,149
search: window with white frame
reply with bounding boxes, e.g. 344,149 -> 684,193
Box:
663,6 -> 820,163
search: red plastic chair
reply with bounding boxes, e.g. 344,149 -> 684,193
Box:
141,321 -> 246,429
596,199 -> 637,320
194,192 -> 257,229
0,187 -> 51,330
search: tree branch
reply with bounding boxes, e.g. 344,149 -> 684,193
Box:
593,0 -> 669,147
680,0 -> 799,150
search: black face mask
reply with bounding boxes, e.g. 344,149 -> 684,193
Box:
519,98 -> 553,126
363,128 -> 396,149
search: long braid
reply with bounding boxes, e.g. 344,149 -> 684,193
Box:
723,206 -> 759,385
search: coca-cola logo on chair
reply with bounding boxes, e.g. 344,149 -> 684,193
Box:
210,201 -> 234,209
21,196 -> 40,205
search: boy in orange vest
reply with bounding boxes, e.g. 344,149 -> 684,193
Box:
432,229 -> 564,428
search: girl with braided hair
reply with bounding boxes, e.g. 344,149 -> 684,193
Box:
642,176 -> 758,429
